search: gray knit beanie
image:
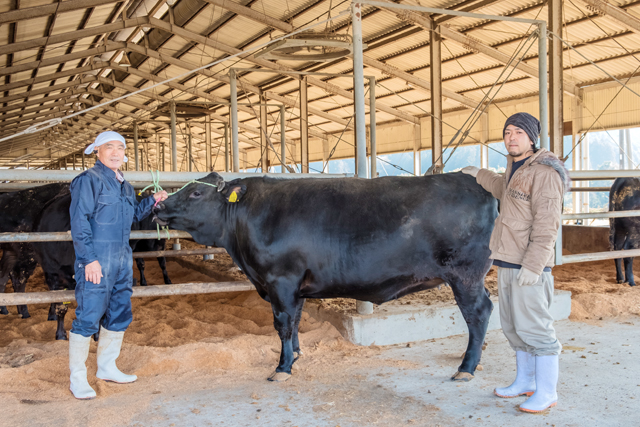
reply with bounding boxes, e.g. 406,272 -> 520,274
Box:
503,112 -> 541,152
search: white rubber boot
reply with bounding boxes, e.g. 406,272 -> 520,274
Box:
519,354 -> 559,413
96,327 -> 137,384
494,351 -> 536,398
69,332 -> 97,400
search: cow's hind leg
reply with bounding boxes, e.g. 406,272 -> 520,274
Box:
267,280 -> 300,382
292,298 -> 306,362
10,270 -> 30,319
0,273 -> 9,315
624,238 -> 637,286
448,275 -> 493,382
613,232 -> 626,283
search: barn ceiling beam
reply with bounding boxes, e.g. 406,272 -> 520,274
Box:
0,0 -> 121,26
0,91 -> 83,115
118,41 -> 342,135
579,0 -> 640,35
0,43 -> 124,77
380,0 -> 580,97
0,61 -> 109,93
204,0 -> 481,108
200,0 -> 293,33
147,18 -> 420,124
98,66 -> 284,148
0,16 -> 147,58
0,78 -> 95,105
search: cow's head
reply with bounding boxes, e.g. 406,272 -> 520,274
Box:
152,172 -> 246,245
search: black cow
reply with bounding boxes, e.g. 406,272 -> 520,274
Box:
0,183 -> 69,318
609,177 -> 640,286
31,192 -> 173,340
130,195 -> 171,287
153,172 -> 497,382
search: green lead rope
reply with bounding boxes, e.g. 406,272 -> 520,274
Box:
138,170 -> 218,240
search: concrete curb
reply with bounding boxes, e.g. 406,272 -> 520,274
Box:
304,290 -> 572,346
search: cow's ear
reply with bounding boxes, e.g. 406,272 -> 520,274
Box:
221,179 -> 246,203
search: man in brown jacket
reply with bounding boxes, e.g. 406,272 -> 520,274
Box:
461,112 -> 569,413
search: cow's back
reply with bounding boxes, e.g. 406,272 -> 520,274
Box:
0,183 -> 69,233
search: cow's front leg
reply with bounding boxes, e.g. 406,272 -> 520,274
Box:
157,257 -> 172,284
55,302 -> 69,340
267,282 -> 300,382
135,259 -> 147,286
449,277 -> 493,382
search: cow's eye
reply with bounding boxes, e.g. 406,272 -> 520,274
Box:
189,191 -> 202,199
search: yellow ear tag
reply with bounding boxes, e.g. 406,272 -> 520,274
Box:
228,191 -> 238,203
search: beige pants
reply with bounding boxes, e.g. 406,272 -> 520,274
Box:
497,267 -> 562,356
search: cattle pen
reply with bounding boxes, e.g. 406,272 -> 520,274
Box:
1,0 -> 640,425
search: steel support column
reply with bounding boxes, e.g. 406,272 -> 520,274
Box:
280,105 -> 287,172
133,121 -> 139,171
205,117 -> 212,171
352,2 -> 373,315
230,70 -> 240,172
187,127 -> 193,172
260,91 -> 269,173
224,125 -> 230,172
369,77 -> 377,179
430,19 -> 443,174
300,77 -> 309,173
539,22 -> 549,150
481,113 -> 489,169
170,100 -> 177,171
548,0 -> 563,157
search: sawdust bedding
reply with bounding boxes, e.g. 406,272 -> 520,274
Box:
0,241 -> 638,425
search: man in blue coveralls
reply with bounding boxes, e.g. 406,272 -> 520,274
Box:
68,131 -> 168,400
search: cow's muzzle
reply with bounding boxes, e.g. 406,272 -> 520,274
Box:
152,215 -> 169,226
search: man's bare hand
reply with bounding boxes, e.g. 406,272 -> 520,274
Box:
153,190 -> 168,202
85,260 -> 103,284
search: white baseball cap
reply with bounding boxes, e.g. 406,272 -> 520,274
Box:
84,131 -> 128,162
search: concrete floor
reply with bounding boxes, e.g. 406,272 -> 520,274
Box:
127,318 -> 639,427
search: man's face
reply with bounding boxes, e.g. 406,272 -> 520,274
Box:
96,141 -> 125,171
503,124 -> 533,160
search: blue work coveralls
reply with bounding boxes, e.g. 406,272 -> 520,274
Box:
69,159 -> 155,337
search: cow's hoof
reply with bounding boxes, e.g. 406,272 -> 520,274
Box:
476,364 -> 483,371
451,371 -> 474,382
630,283 -> 637,287
268,371 -> 291,382
617,279 -> 624,284
56,334 -> 68,341
0,307 -> 8,315
20,312 -> 31,319
293,350 -> 303,361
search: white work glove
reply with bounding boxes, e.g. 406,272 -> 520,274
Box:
461,166 -> 480,177
517,267 -> 540,286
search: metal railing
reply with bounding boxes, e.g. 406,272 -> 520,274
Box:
558,170 -> 640,264
0,169 -> 348,307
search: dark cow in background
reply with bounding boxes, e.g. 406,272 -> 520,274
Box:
154,172 -> 498,382
0,183 -> 69,318
609,177 -> 640,286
